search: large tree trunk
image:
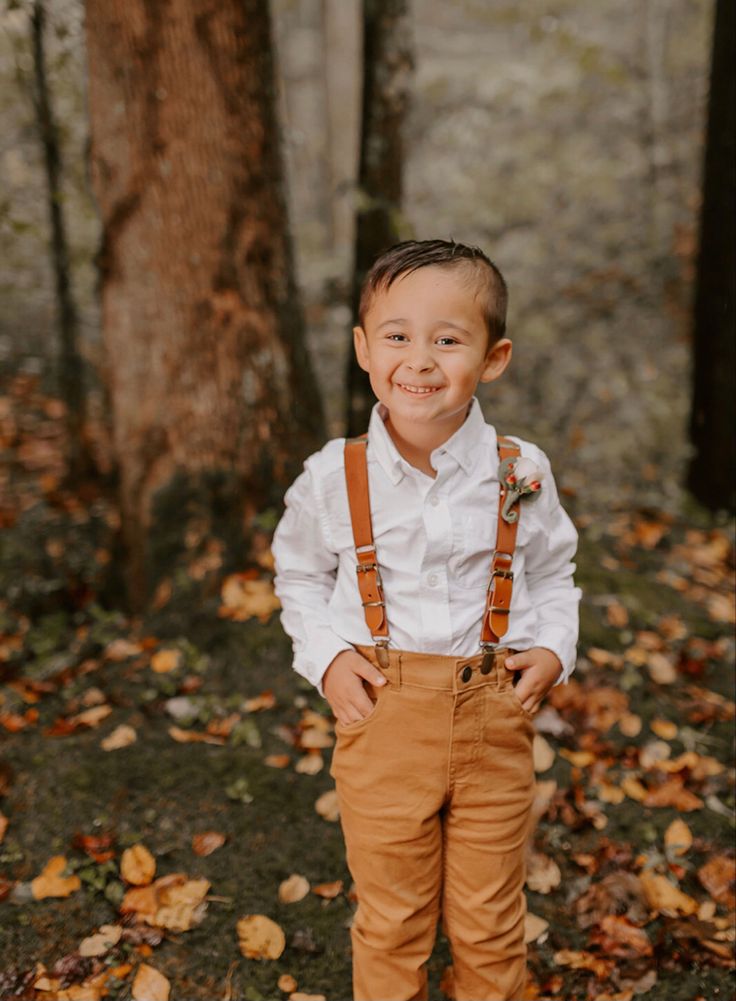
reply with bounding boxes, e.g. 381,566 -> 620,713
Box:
84,0 -> 324,610
345,0 -> 412,437
687,0 -> 735,513
31,0 -> 91,482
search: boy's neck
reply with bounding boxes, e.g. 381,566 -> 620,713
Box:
383,406 -> 472,478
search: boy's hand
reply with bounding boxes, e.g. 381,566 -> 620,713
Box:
504,647 -> 562,715
322,649 -> 387,726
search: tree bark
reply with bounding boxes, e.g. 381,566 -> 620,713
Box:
687,0 -> 735,513
345,0 -> 412,437
84,0 -> 325,609
30,0 -> 92,482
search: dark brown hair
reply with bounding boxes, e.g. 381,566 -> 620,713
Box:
358,239 -> 508,345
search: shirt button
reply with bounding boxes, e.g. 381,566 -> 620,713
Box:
430,495 -> 439,507
428,573 -> 438,587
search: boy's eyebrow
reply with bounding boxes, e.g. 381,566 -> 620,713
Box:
375,318 -> 472,334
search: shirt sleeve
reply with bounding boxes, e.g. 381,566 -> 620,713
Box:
272,461 -> 354,696
522,448 -> 582,686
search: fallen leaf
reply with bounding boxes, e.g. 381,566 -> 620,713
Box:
237,914 -> 286,959
278,974 -> 298,993
640,871 -> 698,916
664,819 -> 693,857
596,780 -> 625,804
295,753 -> 324,775
121,874 -> 210,931
299,727 -> 334,750
559,749 -> 595,767
526,852 -> 561,894
101,724 -> 137,750
131,962 -> 170,1001
312,880 -> 343,899
150,649 -> 182,673
646,652 -> 677,684
698,855 -> 736,908
243,691 -> 277,712
105,639 -> 143,661
192,831 -> 226,857
618,712 -> 642,737
532,734 -> 555,772
621,776 -> 648,801
219,576 -> 280,623
596,914 -> 653,956
31,855 -> 81,899
265,754 -> 291,769
279,874 -> 310,904
650,718 -> 678,740
168,725 -> 225,746
606,600 -> 629,627
524,911 -> 549,943
289,994 -> 326,1001
78,924 -> 123,957
643,777 -> 703,811
553,948 -> 613,977
315,789 -> 340,822
68,704 -> 112,728
121,845 -> 156,886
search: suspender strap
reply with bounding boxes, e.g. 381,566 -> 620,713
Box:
343,436 -> 389,653
480,435 -> 521,648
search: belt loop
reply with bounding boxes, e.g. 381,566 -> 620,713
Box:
374,640 -> 389,671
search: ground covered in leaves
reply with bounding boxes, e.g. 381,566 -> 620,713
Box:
0,374 -> 734,1001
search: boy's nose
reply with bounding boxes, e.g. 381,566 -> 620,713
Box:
406,348 -> 435,372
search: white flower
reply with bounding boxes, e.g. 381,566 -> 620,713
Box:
506,457 -> 544,493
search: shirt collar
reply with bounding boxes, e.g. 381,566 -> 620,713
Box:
366,397 -> 493,483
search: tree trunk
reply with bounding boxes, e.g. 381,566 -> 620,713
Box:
31,0 -> 92,483
687,0 -> 735,513
345,0 -> 412,437
84,0 -> 325,610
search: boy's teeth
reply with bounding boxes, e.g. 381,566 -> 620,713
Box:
399,384 -> 437,394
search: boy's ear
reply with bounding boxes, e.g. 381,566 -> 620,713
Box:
353,326 -> 370,373
480,337 -> 512,384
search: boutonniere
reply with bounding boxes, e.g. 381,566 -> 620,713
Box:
499,456 -> 544,524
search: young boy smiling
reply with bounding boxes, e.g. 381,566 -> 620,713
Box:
273,240 -> 581,1000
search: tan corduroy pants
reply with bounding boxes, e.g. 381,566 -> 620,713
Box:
329,645 -> 536,1001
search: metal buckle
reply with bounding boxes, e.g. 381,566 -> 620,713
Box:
361,600 -> 385,609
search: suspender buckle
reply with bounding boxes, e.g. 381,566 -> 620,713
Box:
356,562 -> 383,587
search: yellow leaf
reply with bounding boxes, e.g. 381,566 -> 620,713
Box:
299,727 -> 334,750
532,734 -> 555,772
219,576 -> 280,623
618,712 -> 642,737
664,819 -> 692,857
101,724 -> 137,751
295,753 -> 324,775
121,845 -> 156,886
621,776 -> 647,801
524,911 -> 549,943
132,963 -> 170,1001
278,874 -> 310,904
646,652 -> 677,684
78,924 -> 123,957
596,780 -> 625,804
278,974 -> 298,993
639,871 -> 698,915
315,789 -> 340,822
525,852 -> 561,894
31,855 -> 81,899
237,914 -> 286,959
559,749 -> 595,767
151,649 -> 182,673
650,718 -> 678,740
68,705 -> 112,728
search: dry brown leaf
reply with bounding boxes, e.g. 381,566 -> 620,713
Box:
598,914 -> 653,956
295,753 -> 324,775
646,652 -> 677,684
707,592 -> 735,624
121,874 -> 210,931
621,776 -> 648,801
606,600 -> 629,628
121,845 -> 156,886
553,949 -> 613,977
278,874 -> 310,904
640,871 -> 698,916
278,974 -> 298,993
31,855 -> 81,899
243,691 -> 277,712
643,778 -> 703,811
315,789 -> 340,822
289,994 -> 326,1001
192,831 -> 226,857
526,852 -> 561,894
237,914 -> 286,959
664,819 -> 693,857
0,811 -> 8,844
151,649 -> 182,674
265,754 -> 291,769
596,779 -> 625,804
300,710 -> 333,732
101,724 -> 137,751
68,705 -> 112,728
105,638 -> 144,661
78,924 -> 123,957
559,749 -> 595,767
640,739 -> 671,769
698,855 -> 736,908
312,880 -> 343,899
655,750 -> 724,778
168,725 -> 225,746
132,962 -> 170,1001
618,712 -> 642,737
524,911 -> 549,943
219,575 -> 280,623
650,718 -> 678,740
532,734 -> 555,772
299,727 -> 334,750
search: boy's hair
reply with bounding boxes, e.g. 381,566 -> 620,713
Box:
358,239 -> 508,345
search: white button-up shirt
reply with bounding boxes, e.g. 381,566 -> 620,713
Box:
273,398 -> 582,695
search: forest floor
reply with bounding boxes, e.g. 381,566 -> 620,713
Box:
0,373 -> 734,1001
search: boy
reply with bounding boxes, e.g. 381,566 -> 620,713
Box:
273,239 -> 581,1001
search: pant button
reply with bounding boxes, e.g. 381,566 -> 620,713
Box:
480,660 -> 492,675
461,665 -> 473,683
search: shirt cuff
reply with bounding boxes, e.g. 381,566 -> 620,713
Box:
534,625 -> 578,686
293,632 -> 355,698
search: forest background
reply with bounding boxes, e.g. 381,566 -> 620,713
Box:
0,2 -> 734,1000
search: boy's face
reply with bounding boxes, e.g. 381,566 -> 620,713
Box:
353,265 -> 511,440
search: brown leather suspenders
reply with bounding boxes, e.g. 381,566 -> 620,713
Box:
343,434 -> 522,666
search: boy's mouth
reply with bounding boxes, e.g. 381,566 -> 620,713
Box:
395,383 -> 441,395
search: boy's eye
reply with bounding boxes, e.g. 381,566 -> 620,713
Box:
436,336 -> 457,346
386,333 -> 408,342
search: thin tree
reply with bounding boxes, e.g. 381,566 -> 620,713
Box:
30,0 -> 91,481
345,0 -> 413,437
687,0 -> 735,512
84,0 -> 325,610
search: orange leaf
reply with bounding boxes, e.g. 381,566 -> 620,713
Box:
192,831 -> 226,856
121,845 -> 156,886
31,855 -> 81,899
237,914 -> 286,959
312,880 -> 344,899
132,963 -> 170,1001
279,874 -> 310,903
